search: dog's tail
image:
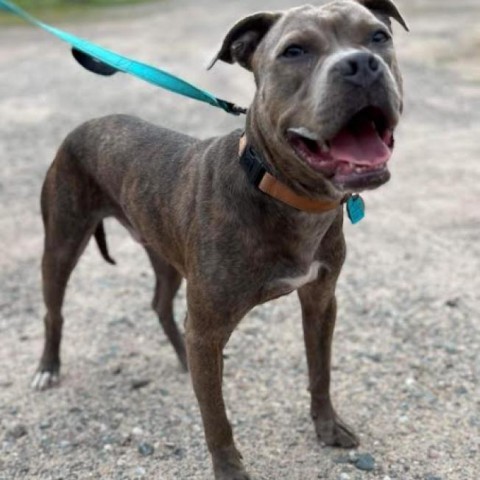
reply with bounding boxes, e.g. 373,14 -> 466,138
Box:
94,221 -> 116,265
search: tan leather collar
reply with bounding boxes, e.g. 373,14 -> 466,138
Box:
239,135 -> 344,214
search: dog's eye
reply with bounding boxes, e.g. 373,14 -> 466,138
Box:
371,30 -> 391,44
281,44 -> 308,58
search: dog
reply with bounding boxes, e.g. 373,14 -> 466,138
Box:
32,1 -> 407,478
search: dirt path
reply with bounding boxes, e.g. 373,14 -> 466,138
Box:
0,1 -> 479,479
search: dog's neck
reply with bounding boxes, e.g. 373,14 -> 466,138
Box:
238,134 -> 347,214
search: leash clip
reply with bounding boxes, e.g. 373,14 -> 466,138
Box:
219,100 -> 247,116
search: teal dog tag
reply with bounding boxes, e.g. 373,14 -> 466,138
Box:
346,195 -> 365,224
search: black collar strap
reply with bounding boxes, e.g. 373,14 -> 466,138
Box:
238,135 -> 346,214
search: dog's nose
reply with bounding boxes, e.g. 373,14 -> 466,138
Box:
338,52 -> 381,88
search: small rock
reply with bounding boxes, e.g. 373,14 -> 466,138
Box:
109,316 -> 134,327
444,343 -> 459,355
445,298 -> 459,308
428,448 -> 440,459
18,467 -> 29,476
39,420 -> 52,430
135,466 -> 146,477
138,442 -> 154,457
110,417 -> 122,430
338,473 -> 351,480
354,453 -> 375,472
425,476 -> 442,480
132,427 -> 144,436
102,434 -> 118,446
454,386 -> 468,395
131,379 -> 151,390
368,353 -> 382,363
173,447 -> 185,459
8,424 -> 27,439
405,376 -> 416,387
40,436 -> 52,452
59,440 -> 71,450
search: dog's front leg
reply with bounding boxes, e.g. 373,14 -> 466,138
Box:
186,292 -> 250,480
298,286 -> 359,448
297,231 -> 359,449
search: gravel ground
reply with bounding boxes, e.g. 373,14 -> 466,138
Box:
0,1 -> 479,479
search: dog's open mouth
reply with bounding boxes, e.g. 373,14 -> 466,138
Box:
287,106 -> 395,190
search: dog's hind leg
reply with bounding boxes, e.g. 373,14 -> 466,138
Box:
32,152 -> 101,390
146,249 -> 187,370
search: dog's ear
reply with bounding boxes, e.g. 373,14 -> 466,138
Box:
208,12 -> 282,71
357,0 -> 409,32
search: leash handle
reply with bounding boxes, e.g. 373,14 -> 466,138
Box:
0,0 -> 246,116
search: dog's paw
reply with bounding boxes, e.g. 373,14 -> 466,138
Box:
215,468 -> 251,480
31,371 -> 59,391
213,446 -> 251,480
314,416 -> 359,448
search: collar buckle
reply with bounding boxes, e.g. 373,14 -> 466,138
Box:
239,145 -> 268,187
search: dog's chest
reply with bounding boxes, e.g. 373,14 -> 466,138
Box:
256,215 -> 337,300
264,260 -> 324,300
278,261 -> 322,290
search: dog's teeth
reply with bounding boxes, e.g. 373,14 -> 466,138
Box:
321,143 -> 330,153
288,127 -> 319,141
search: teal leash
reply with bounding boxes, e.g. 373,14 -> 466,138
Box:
0,0 -> 246,115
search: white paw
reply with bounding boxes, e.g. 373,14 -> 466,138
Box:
31,371 -> 59,391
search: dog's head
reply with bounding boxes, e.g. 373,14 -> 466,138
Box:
211,0 -> 408,194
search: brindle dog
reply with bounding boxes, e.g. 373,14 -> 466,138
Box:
32,1 -> 408,478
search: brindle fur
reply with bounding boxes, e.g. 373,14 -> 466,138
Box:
33,1 -> 406,478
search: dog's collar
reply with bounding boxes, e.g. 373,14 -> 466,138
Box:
238,135 -> 348,215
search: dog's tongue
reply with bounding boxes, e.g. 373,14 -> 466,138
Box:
330,121 -> 390,166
